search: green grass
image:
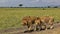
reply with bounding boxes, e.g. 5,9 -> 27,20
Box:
0,8 -> 60,30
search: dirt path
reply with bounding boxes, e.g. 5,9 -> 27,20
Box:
0,23 -> 60,34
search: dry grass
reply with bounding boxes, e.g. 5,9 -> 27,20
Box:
0,8 -> 60,30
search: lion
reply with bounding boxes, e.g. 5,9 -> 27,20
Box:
21,16 -> 54,32
40,16 -> 54,30
21,16 -> 37,31
34,16 -> 54,31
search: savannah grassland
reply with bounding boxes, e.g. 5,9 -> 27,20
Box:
0,8 -> 60,30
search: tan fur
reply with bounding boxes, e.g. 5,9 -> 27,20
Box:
21,16 -> 37,31
34,16 -> 54,30
21,16 -> 54,31
40,16 -> 54,30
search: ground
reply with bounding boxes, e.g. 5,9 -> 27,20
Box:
0,22 -> 60,34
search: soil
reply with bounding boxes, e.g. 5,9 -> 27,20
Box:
0,22 -> 60,34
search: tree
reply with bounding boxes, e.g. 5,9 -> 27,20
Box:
19,4 -> 23,7
48,6 -> 51,8
53,6 -> 58,8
